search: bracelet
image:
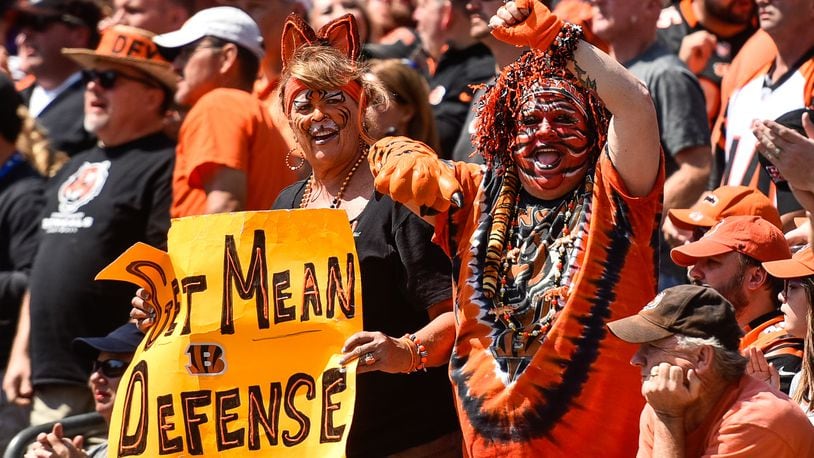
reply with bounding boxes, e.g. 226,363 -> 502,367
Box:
401,333 -> 428,373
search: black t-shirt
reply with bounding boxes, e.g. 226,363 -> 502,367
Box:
29,132 -> 175,386
430,42 -> 495,159
274,182 -> 459,457
0,158 -> 44,367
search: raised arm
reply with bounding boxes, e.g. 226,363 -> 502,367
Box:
491,0 -> 661,197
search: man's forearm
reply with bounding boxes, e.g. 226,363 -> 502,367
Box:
652,414 -> 686,458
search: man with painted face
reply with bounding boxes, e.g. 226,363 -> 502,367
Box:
367,0 -> 663,454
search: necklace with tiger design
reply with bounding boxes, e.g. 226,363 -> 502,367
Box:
489,182 -> 588,341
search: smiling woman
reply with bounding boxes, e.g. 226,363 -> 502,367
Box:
270,13 -> 461,457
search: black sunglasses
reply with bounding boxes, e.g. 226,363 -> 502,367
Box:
92,358 -> 130,378
81,69 -> 158,90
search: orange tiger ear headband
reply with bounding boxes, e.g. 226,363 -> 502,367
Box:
281,13 -> 363,114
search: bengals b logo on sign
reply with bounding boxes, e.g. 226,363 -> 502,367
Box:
186,343 -> 226,375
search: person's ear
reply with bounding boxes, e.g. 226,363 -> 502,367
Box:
398,104 -> 415,127
694,345 -> 714,374
745,265 -> 769,292
218,43 -> 239,76
441,0 -> 454,30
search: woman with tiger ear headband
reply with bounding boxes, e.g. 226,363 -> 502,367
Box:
275,13 -> 462,457
368,0 -> 664,455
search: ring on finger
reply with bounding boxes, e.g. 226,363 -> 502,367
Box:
362,352 -> 376,365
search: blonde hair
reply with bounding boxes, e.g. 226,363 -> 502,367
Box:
792,278 -> 814,413
367,58 -> 440,152
280,45 -> 389,145
15,106 -> 68,177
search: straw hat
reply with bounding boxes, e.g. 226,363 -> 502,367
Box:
63,25 -> 177,92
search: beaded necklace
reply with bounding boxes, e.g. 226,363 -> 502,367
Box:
488,182 -> 588,340
299,146 -> 368,209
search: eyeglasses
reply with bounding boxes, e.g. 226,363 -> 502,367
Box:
92,359 -> 130,378
81,69 -> 158,90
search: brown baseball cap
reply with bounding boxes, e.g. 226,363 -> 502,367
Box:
671,215 -> 791,267
667,186 -> 782,231
607,285 -> 743,352
763,245 -> 814,279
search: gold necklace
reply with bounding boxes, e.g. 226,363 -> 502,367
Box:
299,148 -> 368,209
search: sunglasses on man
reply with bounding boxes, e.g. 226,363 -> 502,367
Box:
92,359 -> 130,378
81,69 -> 159,90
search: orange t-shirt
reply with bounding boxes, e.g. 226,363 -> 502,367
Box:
637,374 -> 814,457
435,153 -> 664,456
171,88 -> 296,217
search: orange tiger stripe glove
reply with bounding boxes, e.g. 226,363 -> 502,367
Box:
491,0 -> 564,51
368,136 -> 464,215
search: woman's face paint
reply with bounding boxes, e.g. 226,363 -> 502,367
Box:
287,86 -> 361,168
512,84 -> 593,200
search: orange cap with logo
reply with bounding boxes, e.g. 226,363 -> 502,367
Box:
671,215 -> 791,267
667,186 -> 782,230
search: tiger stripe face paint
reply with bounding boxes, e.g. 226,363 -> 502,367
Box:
286,86 -> 360,167
512,84 -> 592,200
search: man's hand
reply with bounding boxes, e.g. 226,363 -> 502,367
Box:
678,31 -> 717,75
369,137 -> 462,215
3,347 -> 33,406
752,114 -> 814,193
488,0 -> 563,51
643,362 -> 700,419
744,347 -> 780,389
24,423 -> 87,458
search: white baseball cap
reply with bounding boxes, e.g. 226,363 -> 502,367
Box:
153,6 -> 264,60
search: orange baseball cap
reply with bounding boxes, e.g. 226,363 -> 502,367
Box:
671,215 -> 791,267
762,246 -> 814,279
667,186 -> 782,230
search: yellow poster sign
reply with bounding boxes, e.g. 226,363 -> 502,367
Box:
96,210 -> 363,457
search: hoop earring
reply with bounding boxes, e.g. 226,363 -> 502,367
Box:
285,148 -> 305,171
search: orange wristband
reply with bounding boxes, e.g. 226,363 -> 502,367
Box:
491,0 -> 564,51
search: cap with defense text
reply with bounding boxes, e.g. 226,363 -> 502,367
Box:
671,215 -> 791,267
63,25 -> 177,91
763,245 -> 814,279
152,6 -> 264,60
667,186 -> 782,230
607,285 -> 743,352
73,322 -> 144,361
